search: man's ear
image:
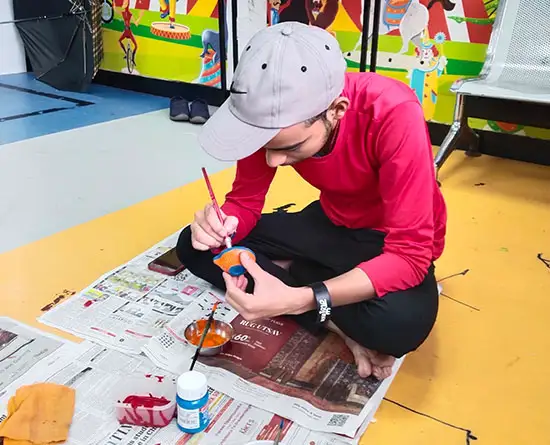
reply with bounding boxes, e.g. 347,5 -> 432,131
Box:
330,97 -> 350,121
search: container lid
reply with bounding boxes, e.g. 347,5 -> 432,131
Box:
177,371 -> 208,401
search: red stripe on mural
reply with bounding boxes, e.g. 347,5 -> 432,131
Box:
462,0 -> 492,44
422,0 -> 451,41
134,0 -> 151,9
211,0 -> 226,18
187,0 -> 199,13
211,2 -> 218,18
341,0 -> 363,31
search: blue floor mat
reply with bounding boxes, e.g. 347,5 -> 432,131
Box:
0,73 -> 169,145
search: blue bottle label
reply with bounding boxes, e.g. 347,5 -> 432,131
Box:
177,406 -> 201,430
177,404 -> 209,432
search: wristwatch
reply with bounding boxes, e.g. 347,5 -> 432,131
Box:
310,282 -> 332,325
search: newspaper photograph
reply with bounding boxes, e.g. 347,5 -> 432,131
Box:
0,317 -> 66,393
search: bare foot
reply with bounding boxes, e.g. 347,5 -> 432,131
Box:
369,352 -> 395,380
348,340 -> 395,380
327,321 -> 395,380
344,335 -> 373,378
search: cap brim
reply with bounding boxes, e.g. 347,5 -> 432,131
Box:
198,100 -> 279,161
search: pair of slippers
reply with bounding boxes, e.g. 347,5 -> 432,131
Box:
170,97 -> 210,124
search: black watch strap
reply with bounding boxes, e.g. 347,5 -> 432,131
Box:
310,282 -> 332,325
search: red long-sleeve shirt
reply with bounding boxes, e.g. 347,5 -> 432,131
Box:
221,72 -> 447,297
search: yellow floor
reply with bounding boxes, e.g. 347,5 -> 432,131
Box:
1,151 -> 550,444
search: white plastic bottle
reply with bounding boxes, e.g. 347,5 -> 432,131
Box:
176,371 -> 210,433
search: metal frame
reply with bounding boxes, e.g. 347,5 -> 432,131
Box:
433,0 -> 512,179
433,93 -> 480,179
217,0 -> 228,95
359,0 -> 382,73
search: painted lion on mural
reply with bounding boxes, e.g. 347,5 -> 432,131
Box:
305,0 -> 339,30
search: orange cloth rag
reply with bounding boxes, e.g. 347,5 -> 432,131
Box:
0,383 -> 75,445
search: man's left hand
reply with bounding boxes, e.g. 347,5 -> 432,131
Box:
222,253 -> 310,321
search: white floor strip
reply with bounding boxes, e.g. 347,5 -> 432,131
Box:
0,110 -> 231,253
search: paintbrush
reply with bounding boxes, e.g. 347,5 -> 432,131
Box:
273,419 -> 284,444
201,167 -> 232,249
189,302 -> 219,371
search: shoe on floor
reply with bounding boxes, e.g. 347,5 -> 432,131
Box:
189,99 -> 210,124
170,96 -> 190,122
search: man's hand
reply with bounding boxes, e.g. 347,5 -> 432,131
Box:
227,274 -> 248,292
190,203 -> 238,251
222,253 -> 313,321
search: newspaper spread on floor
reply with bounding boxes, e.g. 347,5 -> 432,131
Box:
38,230 -> 402,437
1,319 -> 373,445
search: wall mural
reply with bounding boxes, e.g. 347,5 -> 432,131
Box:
267,0 -> 549,139
98,0 -> 547,138
100,0 -> 224,88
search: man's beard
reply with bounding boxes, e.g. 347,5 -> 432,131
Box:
315,119 -> 337,158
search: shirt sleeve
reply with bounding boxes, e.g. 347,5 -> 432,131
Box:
357,101 -> 437,297
220,148 -> 277,244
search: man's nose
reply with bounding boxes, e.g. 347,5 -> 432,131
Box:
266,151 -> 287,168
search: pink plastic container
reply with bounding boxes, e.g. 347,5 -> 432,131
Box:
114,374 -> 177,427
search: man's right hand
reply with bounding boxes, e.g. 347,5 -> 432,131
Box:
190,203 -> 238,251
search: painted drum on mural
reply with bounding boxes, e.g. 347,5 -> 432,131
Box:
102,0 -> 224,87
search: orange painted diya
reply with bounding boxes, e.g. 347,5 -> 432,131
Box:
213,246 -> 256,276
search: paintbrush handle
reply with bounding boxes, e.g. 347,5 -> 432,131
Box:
190,304 -> 219,371
201,167 -> 232,249
190,321 -> 211,371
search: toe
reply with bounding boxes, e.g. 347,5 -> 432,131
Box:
372,365 -> 393,380
356,355 -> 372,378
381,366 -> 393,379
358,363 -> 371,378
370,352 -> 396,367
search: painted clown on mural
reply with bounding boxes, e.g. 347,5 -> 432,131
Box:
265,0 -> 498,123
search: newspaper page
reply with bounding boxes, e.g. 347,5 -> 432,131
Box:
142,291 -> 403,438
0,340 -> 148,445
38,232 -> 223,354
0,321 -> 371,445
0,317 -> 68,394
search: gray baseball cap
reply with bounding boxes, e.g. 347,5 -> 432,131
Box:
198,22 -> 347,161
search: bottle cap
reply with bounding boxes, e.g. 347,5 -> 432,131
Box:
177,371 -> 208,401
